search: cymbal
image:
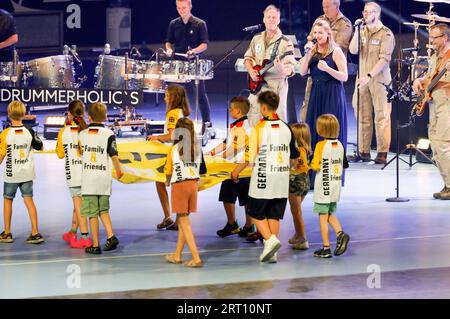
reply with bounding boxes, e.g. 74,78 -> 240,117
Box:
411,13 -> 450,22
403,21 -> 431,27
414,0 -> 450,4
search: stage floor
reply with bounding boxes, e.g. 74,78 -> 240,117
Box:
0,95 -> 448,299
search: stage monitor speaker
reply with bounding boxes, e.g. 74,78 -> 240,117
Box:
371,100 -> 429,153
14,11 -> 63,50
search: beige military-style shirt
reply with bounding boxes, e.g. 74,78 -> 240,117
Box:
358,21 -> 395,81
244,29 -> 296,85
309,12 -> 353,55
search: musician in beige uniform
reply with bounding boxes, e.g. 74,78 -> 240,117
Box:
349,2 -> 395,164
244,5 -> 296,127
300,0 -> 353,122
413,23 -> 450,200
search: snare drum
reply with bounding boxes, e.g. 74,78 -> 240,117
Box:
189,59 -> 214,80
26,55 -> 75,88
0,61 -> 25,87
160,60 -> 191,83
95,55 -> 140,90
138,61 -> 165,92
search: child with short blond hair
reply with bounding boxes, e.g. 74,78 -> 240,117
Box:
310,114 -> 350,258
0,101 -> 44,244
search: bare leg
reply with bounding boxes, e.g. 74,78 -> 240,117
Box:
99,212 -> 114,238
89,217 -> 100,247
73,196 -> 89,233
156,182 -> 171,220
23,197 -> 39,235
223,202 -> 236,224
177,214 -> 201,263
327,214 -> 343,236
3,198 -> 13,233
267,219 -> 280,237
288,194 -> 307,240
173,216 -> 186,261
319,214 -> 330,247
252,218 -> 272,240
244,206 -> 253,228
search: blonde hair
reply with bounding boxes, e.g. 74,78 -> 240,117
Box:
174,117 -> 198,162
290,123 -> 312,156
311,19 -> 337,57
166,85 -> 191,117
88,102 -> 107,122
264,4 -> 280,16
230,96 -> 250,115
7,101 -> 26,121
316,114 -> 340,139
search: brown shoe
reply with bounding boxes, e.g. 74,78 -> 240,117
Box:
165,254 -> 182,264
374,152 -> 388,164
184,259 -> 203,268
433,187 -> 447,199
439,188 -> 450,200
360,152 -> 371,162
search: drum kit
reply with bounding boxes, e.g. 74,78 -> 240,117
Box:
396,0 -> 449,101
0,47 -> 215,94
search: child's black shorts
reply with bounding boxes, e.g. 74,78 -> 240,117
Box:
247,197 -> 287,221
219,178 -> 250,206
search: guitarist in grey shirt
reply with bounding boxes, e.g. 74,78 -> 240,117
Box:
244,5 -> 296,127
413,23 -> 450,200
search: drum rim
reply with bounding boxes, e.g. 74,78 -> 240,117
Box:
27,55 -> 73,64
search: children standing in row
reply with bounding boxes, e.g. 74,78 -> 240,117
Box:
208,96 -> 255,238
78,102 -> 123,254
56,100 -> 92,248
310,114 -> 350,258
0,101 -> 44,244
164,117 -> 206,267
148,85 -> 191,231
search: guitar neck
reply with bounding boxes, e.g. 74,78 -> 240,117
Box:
259,52 -> 293,75
426,67 -> 447,93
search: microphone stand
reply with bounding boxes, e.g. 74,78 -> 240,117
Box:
204,28 -> 258,140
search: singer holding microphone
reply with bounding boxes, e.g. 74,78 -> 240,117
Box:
299,19 -> 348,185
165,0 -> 212,131
0,9 -> 18,63
349,2 -> 395,164
243,4 -> 296,126
299,0 -> 352,122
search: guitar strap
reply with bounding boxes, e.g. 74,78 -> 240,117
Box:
269,37 -> 283,62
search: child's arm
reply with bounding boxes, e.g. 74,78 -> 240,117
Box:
231,161 -> 248,182
55,128 -> 65,159
26,126 -> 43,151
208,140 -> 227,156
107,135 -> 122,178
148,128 -> 172,143
111,155 -> 123,179
310,142 -> 324,171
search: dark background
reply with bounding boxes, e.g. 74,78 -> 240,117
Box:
0,0 -> 448,47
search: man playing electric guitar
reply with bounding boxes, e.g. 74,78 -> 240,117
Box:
413,23 -> 450,200
243,5 -> 297,126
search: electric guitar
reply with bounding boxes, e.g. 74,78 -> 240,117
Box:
413,49 -> 449,117
248,51 -> 294,94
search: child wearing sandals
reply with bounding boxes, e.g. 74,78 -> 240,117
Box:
57,100 -> 92,248
288,123 -> 311,250
310,114 -> 350,258
147,85 -> 191,231
164,117 -> 206,268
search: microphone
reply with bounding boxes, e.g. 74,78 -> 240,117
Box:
305,38 -> 317,55
354,19 -> 365,27
242,24 -> 262,32
104,43 -> 111,55
401,47 -> 420,53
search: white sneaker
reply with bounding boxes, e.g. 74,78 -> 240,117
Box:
259,235 -> 281,262
292,240 -> 309,250
267,252 -> 278,263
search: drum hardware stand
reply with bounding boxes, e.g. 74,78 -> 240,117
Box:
203,29 -> 257,141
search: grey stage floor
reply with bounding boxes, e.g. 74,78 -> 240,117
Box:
0,94 -> 448,299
